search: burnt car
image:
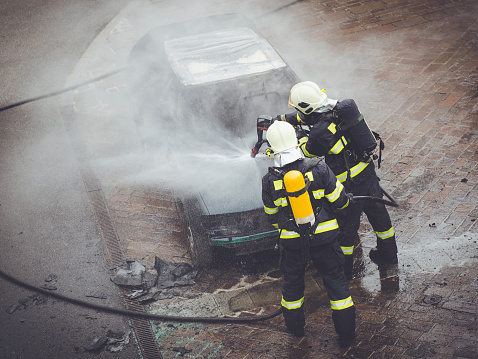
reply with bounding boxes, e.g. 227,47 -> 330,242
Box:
127,14 -> 301,266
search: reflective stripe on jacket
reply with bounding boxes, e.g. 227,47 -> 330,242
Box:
336,161 -> 370,183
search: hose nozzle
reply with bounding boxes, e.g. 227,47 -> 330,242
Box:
251,140 -> 267,158
251,146 -> 259,158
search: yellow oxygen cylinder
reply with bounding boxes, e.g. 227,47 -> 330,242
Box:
283,170 -> 315,225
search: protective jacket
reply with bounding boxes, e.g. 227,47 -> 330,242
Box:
262,158 -> 349,248
279,99 -> 375,184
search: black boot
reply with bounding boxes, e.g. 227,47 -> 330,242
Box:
339,332 -> 355,348
333,306 -> 355,348
283,307 -> 305,337
369,247 -> 397,264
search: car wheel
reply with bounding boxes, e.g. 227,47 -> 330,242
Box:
187,221 -> 213,268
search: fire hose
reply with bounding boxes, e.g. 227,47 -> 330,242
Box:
0,68 -> 125,113
0,268 -> 282,323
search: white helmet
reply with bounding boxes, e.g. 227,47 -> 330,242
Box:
266,121 -> 297,153
267,121 -> 303,167
288,81 -> 327,115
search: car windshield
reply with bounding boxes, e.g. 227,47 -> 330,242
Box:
177,86 -> 283,139
165,27 -> 287,86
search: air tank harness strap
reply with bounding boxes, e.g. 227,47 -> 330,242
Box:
268,167 -> 312,200
285,179 -> 311,198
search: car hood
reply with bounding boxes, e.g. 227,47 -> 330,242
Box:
191,153 -> 272,215
190,154 -> 321,216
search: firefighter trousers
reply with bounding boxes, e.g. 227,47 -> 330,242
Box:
280,240 -> 355,341
335,168 -> 398,276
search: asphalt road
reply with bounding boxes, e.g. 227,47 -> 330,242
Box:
0,1 -> 140,358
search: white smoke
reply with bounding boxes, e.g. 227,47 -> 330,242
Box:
84,3 -> 384,214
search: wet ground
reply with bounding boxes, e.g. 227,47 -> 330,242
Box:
59,0 -> 477,357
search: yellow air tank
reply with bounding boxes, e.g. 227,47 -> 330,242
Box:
284,170 -> 315,225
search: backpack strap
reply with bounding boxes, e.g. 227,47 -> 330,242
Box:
372,131 -> 384,169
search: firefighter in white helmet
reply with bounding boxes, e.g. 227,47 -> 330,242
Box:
262,121 -> 356,347
276,81 -> 398,279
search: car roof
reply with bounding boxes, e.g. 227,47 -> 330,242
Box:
165,27 -> 287,86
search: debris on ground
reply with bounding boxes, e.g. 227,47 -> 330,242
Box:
137,290 -> 174,304
5,294 -> 47,314
44,274 -> 57,282
110,259 -> 149,287
39,284 -> 57,291
85,336 -> 108,352
6,303 -> 23,314
38,273 -> 58,290
107,329 -> 131,352
155,257 -> 197,289
173,346 -> 192,356
85,292 -> 107,299
84,329 -> 131,353
6,274 -> 55,314
125,289 -> 145,299
111,257 -> 197,303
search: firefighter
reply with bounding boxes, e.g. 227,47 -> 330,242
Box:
262,121 -> 356,347
276,81 -> 398,279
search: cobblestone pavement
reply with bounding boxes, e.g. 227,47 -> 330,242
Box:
62,0 -> 477,357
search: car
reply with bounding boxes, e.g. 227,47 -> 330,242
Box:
127,14 -> 302,267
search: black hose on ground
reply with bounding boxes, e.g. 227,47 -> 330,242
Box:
0,268 -> 282,323
0,68 -> 125,113
254,0 -> 307,19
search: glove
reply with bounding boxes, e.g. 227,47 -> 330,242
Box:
296,129 -> 306,139
346,193 -> 354,205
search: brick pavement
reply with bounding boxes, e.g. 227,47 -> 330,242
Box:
63,0 -> 478,357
